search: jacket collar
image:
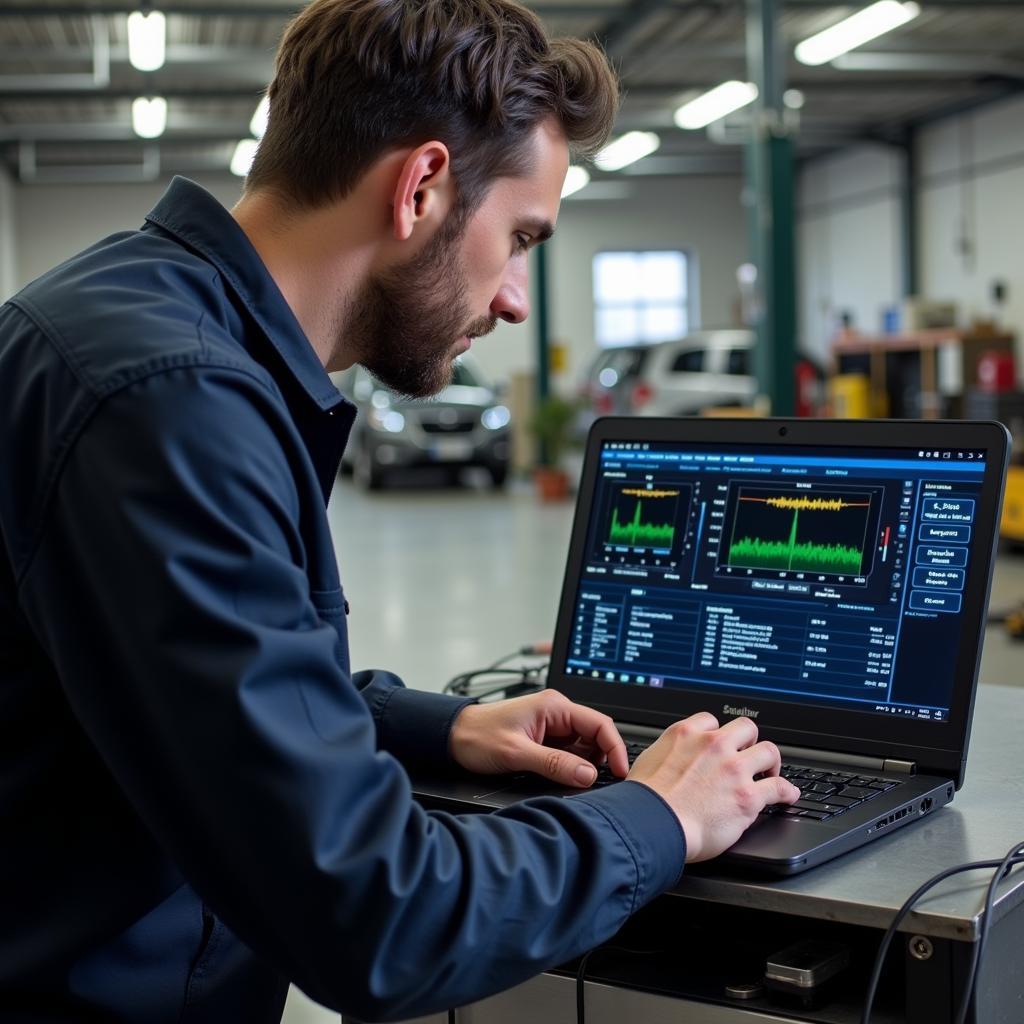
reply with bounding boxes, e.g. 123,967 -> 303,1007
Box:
144,176 -> 345,413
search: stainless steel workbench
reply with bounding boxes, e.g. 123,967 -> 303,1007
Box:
380,684 -> 1024,1024
677,683 -> 1024,944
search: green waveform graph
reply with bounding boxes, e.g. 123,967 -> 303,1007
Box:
728,507 -> 864,574
608,501 -> 676,549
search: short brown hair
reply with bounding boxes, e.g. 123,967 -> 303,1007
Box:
247,0 -> 618,213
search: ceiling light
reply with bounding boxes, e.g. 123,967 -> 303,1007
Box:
127,11 -> 166,72
593,131 -> 660,172
795,1 -> 921,66
230,138 -> 259,177
561,165 -> 590,198
131,96 -> 167,139
673,82 -> 758,130
250,96 -> 269,139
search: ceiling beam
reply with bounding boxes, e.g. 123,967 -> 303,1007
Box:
7,39 -> 1024,67
2,0 -> 1022,13
0,118 -> 250,142
0,44 -> 273,93
903,78 -> 1024,130
0,2 -> 643,16
0,85 -> 265,101
786,0 -> 1024,5
0,75 -> 1003,103
622,77 -> 1017,97
594,0 -> 704,58
0,44 -> 274,64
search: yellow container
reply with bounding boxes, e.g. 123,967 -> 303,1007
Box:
1001,465 -> 1024,542
828,373 -> 872,419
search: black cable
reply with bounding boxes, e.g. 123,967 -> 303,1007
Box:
460,679 -> 544,702
953,841 -> 1024,1024
444,667 -> 528,693
576,944 -> 665,1024
443,654 -> 548,701
575,948 -> 597,1024
447,1009 -> 455,1024
860,844 -> 1024,1024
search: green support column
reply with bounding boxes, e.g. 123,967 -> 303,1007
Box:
746,0 -> 797,416
901,129 -> 919,299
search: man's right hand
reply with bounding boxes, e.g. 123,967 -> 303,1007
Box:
626,712 -> 801,863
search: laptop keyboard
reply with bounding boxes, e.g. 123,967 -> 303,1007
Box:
592,749 -> 902,823
765,763 -> 903,820
591,741 -> 649,787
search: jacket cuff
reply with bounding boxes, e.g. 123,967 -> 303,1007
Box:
377,686 -> 476,768
570,781 -> 686,909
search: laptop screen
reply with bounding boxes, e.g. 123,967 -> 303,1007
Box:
560,438 -> 989,725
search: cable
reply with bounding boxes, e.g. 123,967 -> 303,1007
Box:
575,948 -> 596,1024
443,645 -> 550,702
576,944 -> 665,1024
953,840 -> 1024,1024
860,842 -> 1024,1024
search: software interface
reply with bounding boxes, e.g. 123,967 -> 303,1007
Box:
563,442 -> 989,722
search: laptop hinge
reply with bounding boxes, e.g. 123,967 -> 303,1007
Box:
779,744 -> 917,775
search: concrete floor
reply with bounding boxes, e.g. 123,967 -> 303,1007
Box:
282,471 -> 1024,1022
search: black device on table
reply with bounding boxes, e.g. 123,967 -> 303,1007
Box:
414,417 -> 1009,876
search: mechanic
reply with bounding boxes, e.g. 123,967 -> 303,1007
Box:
0,0 -> 800,1019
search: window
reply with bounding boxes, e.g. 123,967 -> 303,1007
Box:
593,250 -> 689,348
670,349 -> 704,374
725,348 -> 750,376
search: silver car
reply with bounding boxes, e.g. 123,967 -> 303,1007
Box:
582,329 -> 756,418
336,357 -> 512,489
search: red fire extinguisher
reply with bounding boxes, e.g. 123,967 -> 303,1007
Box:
794,358 -> 823,417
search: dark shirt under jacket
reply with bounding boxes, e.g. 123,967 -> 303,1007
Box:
0,177 -> 685,1023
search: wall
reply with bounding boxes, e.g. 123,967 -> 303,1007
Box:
421,176 -> 749,390
0,165 -> 15,301
796,92 -> 1024,373
796,143 -> 903,362
544,175 -> 748,388
11,172 -> 749,393
13,173 -> 244,291
917,93 -> 1024,345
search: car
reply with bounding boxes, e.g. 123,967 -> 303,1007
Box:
336,356 -> 512,489
580,329 -> 756,419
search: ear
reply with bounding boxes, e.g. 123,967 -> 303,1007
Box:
391,141 -> 453,243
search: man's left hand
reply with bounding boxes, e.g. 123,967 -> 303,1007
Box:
448,690 -> 629,788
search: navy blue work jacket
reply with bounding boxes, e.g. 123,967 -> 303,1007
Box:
0,177 -> 685,1022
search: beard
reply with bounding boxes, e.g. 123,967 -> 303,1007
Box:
343,216 -> 496,400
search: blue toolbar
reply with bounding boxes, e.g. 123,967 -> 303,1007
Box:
600,451 -> 986,473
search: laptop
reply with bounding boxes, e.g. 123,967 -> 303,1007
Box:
414,417 -> 1009,875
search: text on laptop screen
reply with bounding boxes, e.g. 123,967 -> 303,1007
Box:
562,442 -> 988,723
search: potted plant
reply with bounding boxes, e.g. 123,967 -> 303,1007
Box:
528,393 -> 580,501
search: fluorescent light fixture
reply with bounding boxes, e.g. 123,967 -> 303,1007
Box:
593,131 -> 660,172
795,1 -> 921,66
131,96 -> 167,139
673,81 -> 758,130
250,96 -> 269,139
230,138 -> 259,177
561,165 -> 590,198
127,10 -> 166,72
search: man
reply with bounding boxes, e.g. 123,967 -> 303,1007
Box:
0,0 -> 799,1020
